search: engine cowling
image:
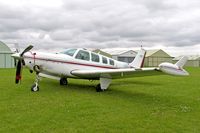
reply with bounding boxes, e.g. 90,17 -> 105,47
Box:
159,62 -> 189,76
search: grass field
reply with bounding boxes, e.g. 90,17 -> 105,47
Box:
0,68 -> 200,133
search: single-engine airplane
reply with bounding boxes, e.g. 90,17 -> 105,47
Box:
12,45 -> 189,92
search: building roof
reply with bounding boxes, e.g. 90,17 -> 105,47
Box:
145,49 -> 172,57
0,41 -> 13,53
92,49 -> 112,58
145,49 -> 159,57
173,55 -> 200,60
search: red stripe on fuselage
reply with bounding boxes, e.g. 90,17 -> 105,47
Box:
24,56 -> 117,69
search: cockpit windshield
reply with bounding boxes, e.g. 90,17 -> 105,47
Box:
60,49 -> 77,56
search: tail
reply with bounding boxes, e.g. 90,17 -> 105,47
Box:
159,56 -> 189,76
129,49 -> 146,68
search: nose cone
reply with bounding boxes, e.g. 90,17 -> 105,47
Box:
11,53 -> 21,59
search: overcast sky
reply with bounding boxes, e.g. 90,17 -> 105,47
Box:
0,0 -> 200,56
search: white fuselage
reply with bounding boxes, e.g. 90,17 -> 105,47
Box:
11,46 -> 189,92
23,49 -> 130,78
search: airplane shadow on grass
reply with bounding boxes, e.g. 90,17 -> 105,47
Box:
37,79 -> 183,107
46,80 -> 184,109
41,80 -> 177,99
112,80 -> 162,86
40,78 -> 162,92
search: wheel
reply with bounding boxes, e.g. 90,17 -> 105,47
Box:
96,84 -> 103,92
31,84 -> 39,92
29,70 -> 33,73
60,78 -> 68,85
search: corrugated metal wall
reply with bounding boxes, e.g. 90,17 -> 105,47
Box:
144,57 -> 173,67
0,53 -> 14,68
173,60 -> 200,67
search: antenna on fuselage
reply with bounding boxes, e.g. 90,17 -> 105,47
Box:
140,41 -> 144,50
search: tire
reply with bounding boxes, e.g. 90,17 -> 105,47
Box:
96,84 -> 102,92
60,78 -> 68,85
31,84 -> 39,92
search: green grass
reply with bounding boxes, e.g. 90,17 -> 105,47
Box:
0,67 -> 200,133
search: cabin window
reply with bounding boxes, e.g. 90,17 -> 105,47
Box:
102,57 -> 108,64
91,53 -> 99,62
75,50 -> 90,61
61,49 -> 77,56
109,59 -> 114,66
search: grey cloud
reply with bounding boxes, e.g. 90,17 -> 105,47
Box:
0,0 -> 200,51
0,4 -> 27,19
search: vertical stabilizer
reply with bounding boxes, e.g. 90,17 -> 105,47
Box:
175,56 -> 188,68
129,49 -> 146,68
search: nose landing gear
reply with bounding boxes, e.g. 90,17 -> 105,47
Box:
31,73 -> 40,92
31,83 -> 39,92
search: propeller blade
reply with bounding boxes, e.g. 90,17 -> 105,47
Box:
14,45 -> 33,84
20,45 -> 33,56
15,60 -> 22,84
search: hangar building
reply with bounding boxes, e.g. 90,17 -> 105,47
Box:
144,49 -> 173,67
93,49 -> 137,63
93,48 -> 173,66
102,49 -> 137,63
173,55 -> 200,67
0,41 -> 14,68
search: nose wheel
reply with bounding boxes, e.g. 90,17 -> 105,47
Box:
31,83 -> 39,92
31,74 -> 40,92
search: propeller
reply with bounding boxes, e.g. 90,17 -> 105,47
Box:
20,45 -> 33,57
15,60 -> 22,84
13,45 -> 33,84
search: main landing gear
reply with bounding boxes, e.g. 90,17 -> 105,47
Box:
96,78 -> 112,92
96,84 -> 104,92
60,78 -> 68,86
31,73 -> 40,92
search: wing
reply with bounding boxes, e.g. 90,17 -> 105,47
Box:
71,67 -> 164,79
